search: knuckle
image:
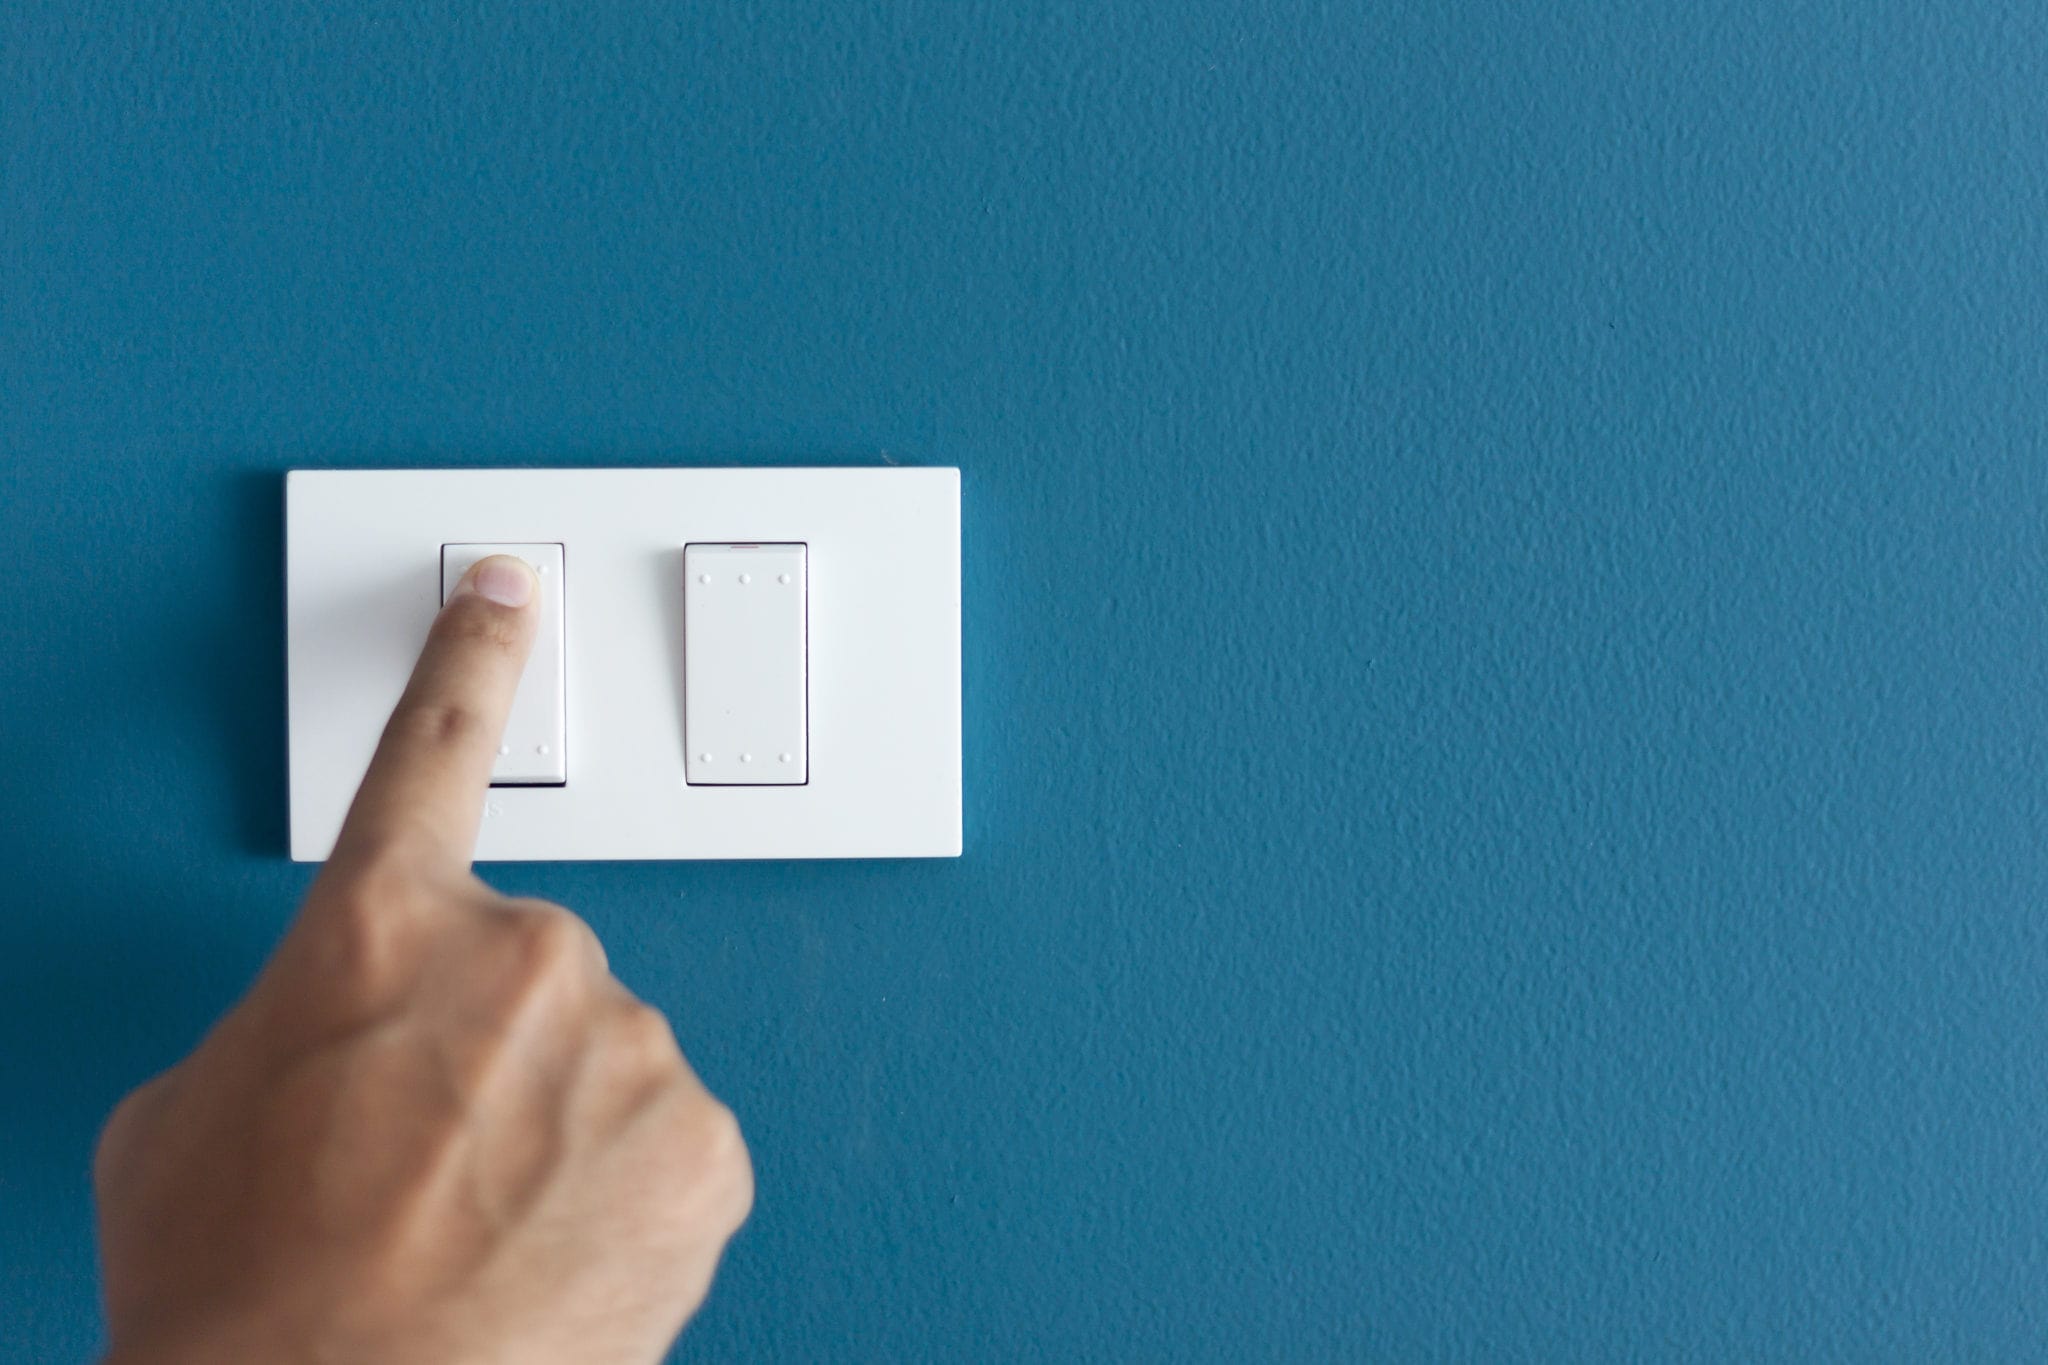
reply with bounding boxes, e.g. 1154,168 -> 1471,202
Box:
699,1101 -> 755,1222
438,592 -> 529,651
678,1096 -> 749,1174
609,1001 -> 682,1070
308,858 -> 431,990
337,844 -> 420,904
94,1074 -> 172,1185
388,699 -> 490,755
500,903 -> 598,985
322,894 -> 406,989
97,1090 -> 145,1154
640,1091 -> 753,1229
704,1101 -> 749,1170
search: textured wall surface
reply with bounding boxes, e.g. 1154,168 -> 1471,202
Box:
6,2 -> 2048,1360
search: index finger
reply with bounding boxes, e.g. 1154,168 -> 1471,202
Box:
326,555 -> 542,880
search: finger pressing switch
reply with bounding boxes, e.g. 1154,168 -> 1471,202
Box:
442,543 -> 567,786
685,543 -> 807,785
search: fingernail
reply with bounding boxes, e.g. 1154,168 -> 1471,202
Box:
460,556 -> 536,607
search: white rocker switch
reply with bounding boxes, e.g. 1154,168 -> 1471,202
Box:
440,542 -> 567,786
685,543 -> 808,785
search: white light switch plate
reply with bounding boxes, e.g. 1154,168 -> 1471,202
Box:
286,467 -> 961,862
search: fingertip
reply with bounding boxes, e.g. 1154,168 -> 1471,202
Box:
451,554 -> 538,609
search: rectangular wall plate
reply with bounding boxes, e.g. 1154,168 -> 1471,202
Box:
286,467 -> 961,862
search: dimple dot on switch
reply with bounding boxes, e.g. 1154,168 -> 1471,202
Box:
442,543 -> 566,786
684,543 -> 807,785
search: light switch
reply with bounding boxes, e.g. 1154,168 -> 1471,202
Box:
685,543 -> 807,785
441,542 -> 566,786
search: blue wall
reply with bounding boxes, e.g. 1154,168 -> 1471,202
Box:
7,2 -> 2048,1359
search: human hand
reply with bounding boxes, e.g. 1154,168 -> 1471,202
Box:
93,555 -> 752,1365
